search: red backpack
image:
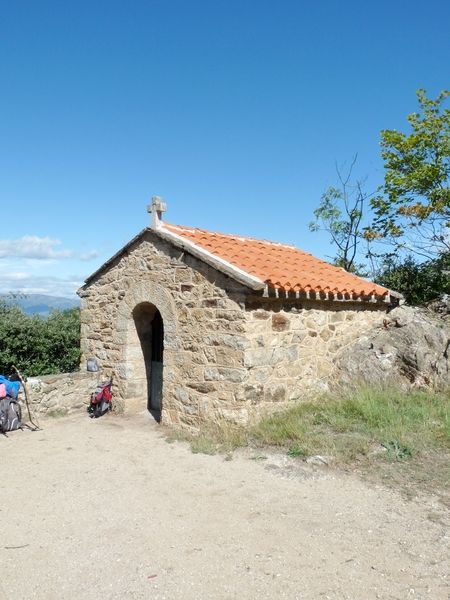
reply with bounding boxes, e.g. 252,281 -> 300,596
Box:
88,380 -> 112,418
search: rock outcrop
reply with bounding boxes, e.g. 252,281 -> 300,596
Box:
334,305 -> 450,389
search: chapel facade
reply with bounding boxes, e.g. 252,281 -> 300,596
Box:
78,198 -> 398,428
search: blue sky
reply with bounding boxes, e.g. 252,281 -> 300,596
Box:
0,0 -> 448,297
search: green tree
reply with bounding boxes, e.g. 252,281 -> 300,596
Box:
45,308 -> 82,373
369,89 -> 450,259
0,302 -> 81,376
375,252 -> 450,305
309,156 -> 369,273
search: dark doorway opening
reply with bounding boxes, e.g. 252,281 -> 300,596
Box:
132,303 -> 164,422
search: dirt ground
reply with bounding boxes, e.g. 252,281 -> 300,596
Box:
1,412 -> 449,600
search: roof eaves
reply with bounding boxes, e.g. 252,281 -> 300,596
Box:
386,288 -> 404,301
262,286 -> 396,303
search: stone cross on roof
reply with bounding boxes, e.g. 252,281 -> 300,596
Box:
147,196 -> 167,229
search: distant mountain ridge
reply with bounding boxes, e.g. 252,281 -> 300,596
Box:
0,294 -> 80,317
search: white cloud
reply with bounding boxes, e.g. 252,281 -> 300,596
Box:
80,250 -> 100,261
5,272 -> 29,281
0,236 -> 73,260
0,272 -> 83,297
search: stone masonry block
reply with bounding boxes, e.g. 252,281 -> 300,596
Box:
272,313 -> 290,331
204,367 -> 247,383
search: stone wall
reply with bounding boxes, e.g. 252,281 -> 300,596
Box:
79,231 -> 250,428
25,371 -> 101,417
241,301 -> 387,421
78,230 -> 391,429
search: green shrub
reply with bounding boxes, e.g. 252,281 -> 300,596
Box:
375,253 -> 450,305
0,302 -> 80,376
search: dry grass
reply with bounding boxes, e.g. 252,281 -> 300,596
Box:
166,421 -> 248,456
166,385 -> 450,500
253,385 -> 450,502
251,385 -> 450,461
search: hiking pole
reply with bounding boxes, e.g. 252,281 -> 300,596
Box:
12,365 -> 40,431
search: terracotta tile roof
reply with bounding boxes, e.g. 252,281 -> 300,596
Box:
163,223 -> 390,299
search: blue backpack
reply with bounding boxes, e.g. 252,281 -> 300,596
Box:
0,375 -> 20,399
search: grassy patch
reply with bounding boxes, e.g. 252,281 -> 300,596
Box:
252,386 -> 450,462
166,421 -> 248,456
164,386 -> 450,499
287,446 -> 307,458
251,385 -> 450,500
165,429 -> 191,444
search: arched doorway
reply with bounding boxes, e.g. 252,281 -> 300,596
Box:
132,302 -> 164,421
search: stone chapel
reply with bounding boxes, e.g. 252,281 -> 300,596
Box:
78,198 -> 399,428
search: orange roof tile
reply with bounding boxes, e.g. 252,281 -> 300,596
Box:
164,223 -> 390,299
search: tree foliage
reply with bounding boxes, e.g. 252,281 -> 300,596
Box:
368,89 -> 450,259
309,156 -> 368,273
375,252 -> 450,306
0,303 -> 81,376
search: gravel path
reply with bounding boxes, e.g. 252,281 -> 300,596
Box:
1,413 -> 449,600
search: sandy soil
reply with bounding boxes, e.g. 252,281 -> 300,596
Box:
1,412 -> 449,600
